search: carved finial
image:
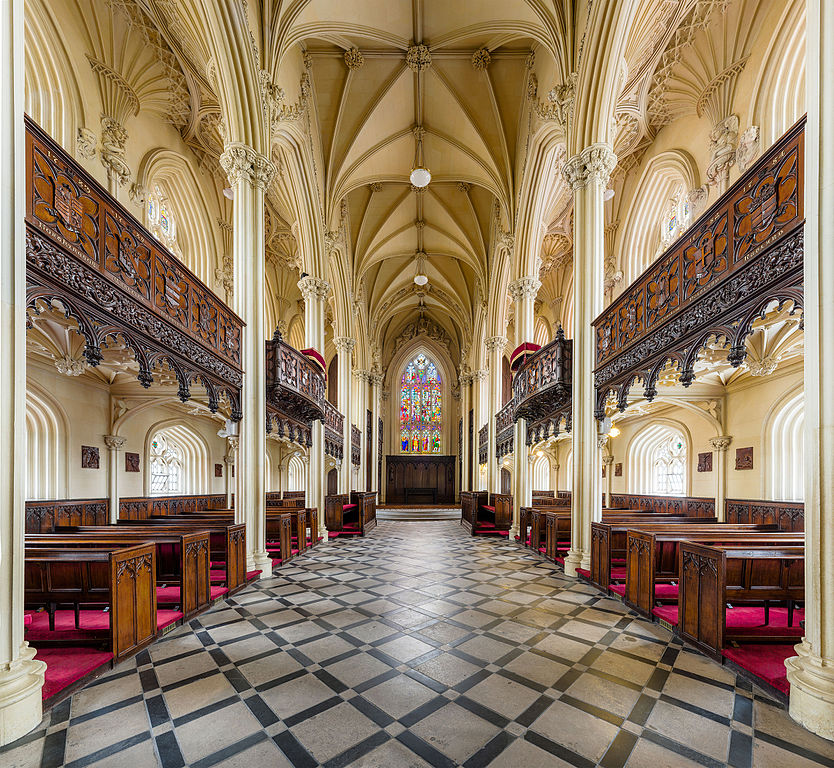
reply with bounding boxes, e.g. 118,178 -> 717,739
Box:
273,326 -> 283,342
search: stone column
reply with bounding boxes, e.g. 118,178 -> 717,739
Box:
298,276 -> 329,535
562,143 -> 617,577
509,276 -> 541,528
0,0 -> 47,743
369,373 -> 383,493
380,389 -> 390,502
471,370 -> 487,489
333,337 -> 355,493
353,370 -> 369,492
553,461 -> 560,494
785,0 -> 834,737
459,373 -> 472,493
484,336 -> 507,494
709,436 -> 732,522
104,435 -> 126,524
224,437 -> 237,509
602,455 -> 614,509
220,142 -> 275,573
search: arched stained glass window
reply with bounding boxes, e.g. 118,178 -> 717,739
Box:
400,354 -> 442,453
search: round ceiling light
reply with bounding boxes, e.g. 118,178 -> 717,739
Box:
413,273 -> 429,286
410,166 -> 431,188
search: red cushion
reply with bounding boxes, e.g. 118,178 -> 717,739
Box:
482,505 -> 496,512
610,568 -> 627,580
210,569 -> 226,581
245,570 -> 261,581
342,504 -> 358,511
210,586 -> 228,599
24,613 -> 33,627
156,586 -> 182,604
576,568 -> 591,578
654,583 -> 679,599
722,644 -> 795,694
610,584 -> 626,596
652,605 -> 679,625
157,610 -> 182,631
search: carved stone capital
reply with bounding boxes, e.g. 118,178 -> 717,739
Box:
333,336 -> 356,354
484,336 -> 508,353
709,436 -> 733,452
227,436 -> 239,452
297,275 -> 330,302
508,276 -> 542,302
562,143 -> 617,191
597,435 -> 609,450
369,373 -> 384,387
353,369 -> 371,383
224,454 -> 235,465
471,369 -> 488,382
220,142 -> 276,190
602,455 -> 615,466
55,355 -> 85,376
103,435 -> 127,451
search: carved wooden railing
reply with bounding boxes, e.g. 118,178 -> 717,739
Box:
351,424 -> 361,466
324,400 -> 345,461
513,329 -> 572,426
25,118 -> 243,418
265,331 -> 325,423
608,493 -> 715,518
266,401 -> 312,447
593,118 -> 805,417
495,400 -> 514,459
478,424 -> 488,466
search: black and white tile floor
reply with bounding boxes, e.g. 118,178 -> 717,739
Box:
4,521 -> 834,767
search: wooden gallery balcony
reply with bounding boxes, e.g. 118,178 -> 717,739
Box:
24,117 -> 244,417
593,117 -> 805,417
265,332 -> 344,459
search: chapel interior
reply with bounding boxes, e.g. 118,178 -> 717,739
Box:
1,0 -> 833,765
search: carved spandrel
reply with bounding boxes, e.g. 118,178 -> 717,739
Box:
31,146 -> 99,266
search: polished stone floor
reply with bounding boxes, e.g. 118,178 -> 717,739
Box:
4,521 -> 834,767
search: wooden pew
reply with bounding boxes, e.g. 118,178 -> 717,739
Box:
116,518 -> 246,591
673,542 -> 805,660
352,492 -> 377,534
31,528 -> 211,618
622,528 -> 802,618
460,491 -> 487,533
24,543 -> 157,661
325,493 -> 377,535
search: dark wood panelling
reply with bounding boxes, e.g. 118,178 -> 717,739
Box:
385,455 -> 456,504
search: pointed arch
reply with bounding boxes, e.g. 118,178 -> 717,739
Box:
627,421 -> 690,495
144,420 -> 210,495
765,389 -> 804,501
25,383 -> 70,499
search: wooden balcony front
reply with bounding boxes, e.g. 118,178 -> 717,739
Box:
511,329 -> 572,424
265,332 -> 326,425
592,117 -> 805,416
496,400 -> 514,459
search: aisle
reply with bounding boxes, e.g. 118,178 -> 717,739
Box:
4,522 -> 832,767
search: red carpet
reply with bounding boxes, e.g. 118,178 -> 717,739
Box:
246,569 -> 261,580
26,608 -> 182,640
610,584 -> 626,596
651,605 -> 804,635
34,646 -> 113,700
722,644 -> 795,694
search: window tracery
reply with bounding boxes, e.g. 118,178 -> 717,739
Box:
400,353 -> 442,453
146,185 -> 180,254
149,432 -> 183,495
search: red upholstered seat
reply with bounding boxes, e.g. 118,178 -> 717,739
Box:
157,610 -> 182,630
210,586 -> 228,600
610,568 -> 627,580
342,504 -> 358,511
611,558 -> 627,565
610,584 -> 626,596
482,505 -> 496,512
155,586 -> 182,604
654,583 -> 679,599
24,612 -> 33,627
209,569 -> 225,581
652,605 -> 679,625
576,568 -> 591,578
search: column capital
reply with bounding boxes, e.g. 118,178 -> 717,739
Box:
602,455 -> 615,466
227,435 -> 239,452
220,142 -> 276,190
562,143 -> 617,191
508,276 -> 541,301
223,455 -> 235,465
333,336 -> 356,353
709,435 -> 733,452
298,275 -> 330,301
103,435 -> 127,450
353,369 -> 371,383
369,373 -> 384,387
484,336 -> 508,353
471,369 -> 488,381
597,434 -> 609,450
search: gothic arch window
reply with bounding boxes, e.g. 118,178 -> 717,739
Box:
400,353 -> 442,453
629,424 -> 688,495
147,424 -> 207,495
768,392 -> 804,501
149,432 -> 184,495
146,185 -> 180,255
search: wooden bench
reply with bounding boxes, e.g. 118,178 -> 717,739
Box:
24,543 -> 158,661
621,527 -> 802,617
668,542 -> 805,660
35,528 -> 212,617
325,492 -> 377,535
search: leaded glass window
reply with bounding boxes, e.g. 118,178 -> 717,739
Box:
652,435 -> 686,495
400,354 -> 442,453
149,432 -> 183,495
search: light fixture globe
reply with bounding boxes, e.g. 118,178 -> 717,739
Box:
410,166 -> 431,188
413,273 -> 428,286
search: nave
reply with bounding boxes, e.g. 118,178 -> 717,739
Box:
3,523 -> 832,768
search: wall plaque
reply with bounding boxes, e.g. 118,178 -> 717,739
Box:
697,452 -> 713,472
214,463 -> 223,478
615,463 -> 622,477
125,452 -> 140,472
735,447 -> 753,470
81,445 -> 99,469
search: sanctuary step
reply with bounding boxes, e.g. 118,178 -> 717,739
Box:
377,506 -> 462,522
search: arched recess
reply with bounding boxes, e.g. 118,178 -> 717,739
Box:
764,388 -> 804,501
534,317 -> 551,347
563,449 -> 573,492
626,420 -> 691,495
385,338 -> 458,457
750,0 -> 805,149
532,453 -> 550,492
144,420 -> 210,495
618,150 -> 700,285
288,315 -> 305,352
25,383 -> 70,499
24,0 -> 86,151
136,149 -> 224,288
287,453 -> 306,491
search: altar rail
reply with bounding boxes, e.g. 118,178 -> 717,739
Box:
608,493 -> 715,518
25,494 -> 227,533
725,498 -> 804,532
593,117 -> 805,416
25,118 -> 243,417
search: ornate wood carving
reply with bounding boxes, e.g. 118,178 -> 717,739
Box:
697,452 -> 713,472
125,452 -> 140,472
351,424 -> 361,466
512,329 -> 572,423
495,400 -> 514,459
265,330 -> 325,424
25,118 -> 243,418
385,455 -> 456,504
81,445 -> 99,468
593,118 -> 805,417
478,425 -> 488,466
324,399 -> 345,461
735,447 -> 753,470
725,498 -> 804,532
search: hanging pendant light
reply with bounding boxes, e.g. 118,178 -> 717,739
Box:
413,250 -> 429,285
410,127 -> 431,188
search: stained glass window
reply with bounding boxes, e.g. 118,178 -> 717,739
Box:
149,432 -> 183,495
400,354 -> 442,453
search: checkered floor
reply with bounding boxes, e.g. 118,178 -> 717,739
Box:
4,521 -> 834,767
